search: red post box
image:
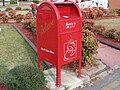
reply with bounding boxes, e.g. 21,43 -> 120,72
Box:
36,2 -> 82,87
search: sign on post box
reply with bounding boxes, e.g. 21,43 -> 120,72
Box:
36,2 -> 82,87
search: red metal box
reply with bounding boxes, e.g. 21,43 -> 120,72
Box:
36,2 -> 82,87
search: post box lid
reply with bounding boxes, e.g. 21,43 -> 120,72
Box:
54,2 -> 82,19
37,2 -> 82,20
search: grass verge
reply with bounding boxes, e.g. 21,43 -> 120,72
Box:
95,18 -> 120,31
0,25 -> 37,83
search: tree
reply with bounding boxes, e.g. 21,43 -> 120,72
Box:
3,0 -> 5,6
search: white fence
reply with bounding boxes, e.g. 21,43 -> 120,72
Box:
77,0 -> 108,9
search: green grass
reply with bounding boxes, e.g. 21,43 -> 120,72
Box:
0,25 -> 37,83
95,18 -> 120,31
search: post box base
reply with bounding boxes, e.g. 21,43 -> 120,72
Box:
44,68 -> 90,90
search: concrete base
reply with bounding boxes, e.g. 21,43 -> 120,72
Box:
44,59 -> 110,90
44,68 -> 90,90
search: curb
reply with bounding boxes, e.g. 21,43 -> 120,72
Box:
13,25 -> 37,52
97,38 -> 120,50
82,69 -> 120,90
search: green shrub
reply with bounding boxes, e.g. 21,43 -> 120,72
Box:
82,29 -> 98,66
117,9 -> 120,16
93,25 -> 106,34
97,10 -> 104,17
14,14 -> 24,23
5,7 -> 13,11
5,65 -> 45,90
23,20 -> 36,32
108,9 -> 117,16
1,14 -> 9,23
8,10 -> 16,19
82,7 -> 107,19
103,29 -> 116,39
82,19 -> 95,30
24,12 -> 34,20
15,7 -> 22,10
0,12 -> 5,20
32,0 -> 39,4
103,9 -> 109,15
10,0 -> 17,4
116,31 -> 120,42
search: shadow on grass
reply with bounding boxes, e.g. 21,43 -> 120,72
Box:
0,65 -> 8,83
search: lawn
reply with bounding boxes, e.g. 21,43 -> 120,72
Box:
95,18 -> 120,31
0,25 -> 37,83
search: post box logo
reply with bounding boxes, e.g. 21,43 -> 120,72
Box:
64,40 -> 77,60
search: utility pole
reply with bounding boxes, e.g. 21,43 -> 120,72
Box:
17,0 -> 19,6
3,0 -> 5,6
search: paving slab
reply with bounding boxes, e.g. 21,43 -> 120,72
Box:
82,60 -> 107,76
44,59 -> 110,90
94,43 -> 120,69
44,68 -> 90,90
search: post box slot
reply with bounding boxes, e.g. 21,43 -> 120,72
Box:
54,4 -> 79,19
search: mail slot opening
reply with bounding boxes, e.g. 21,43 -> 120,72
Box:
54,3 -> 80,19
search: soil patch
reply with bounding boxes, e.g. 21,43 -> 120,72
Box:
14,23 -> 37,46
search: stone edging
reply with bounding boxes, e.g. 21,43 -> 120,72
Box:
97,38 -> 120,50
13,25 -> 37,53
13,25 -> 52,68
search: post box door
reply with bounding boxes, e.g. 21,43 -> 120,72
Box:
60,32 -> 81,65
55,3 -> 82,65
